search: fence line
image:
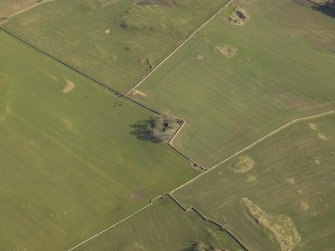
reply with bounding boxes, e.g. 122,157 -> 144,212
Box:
170,110 -> 335,194
166,193 -> 249,250
66,109 -> 334,250
0,28 -> 163,115
124,0 -> 234,96
3,3 -> 334,250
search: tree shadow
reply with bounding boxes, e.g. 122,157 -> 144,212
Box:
180,241 -> 197,251
129,119 -> 161,143
311,2 -> 335,17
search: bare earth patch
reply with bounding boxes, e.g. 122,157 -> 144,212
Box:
241,197 -> 301,251
131,89 -> 147,97
231,155 -> 254,173
62,80 -> 75,93
314,159 -> 321,165
285,178 -> 295,185
246,175 -> 257,183
317,133 -> 328,141
308,123 -> 317,130
300,201 -> 310,212
196,54 -> 205,60
216,44 -> 237,58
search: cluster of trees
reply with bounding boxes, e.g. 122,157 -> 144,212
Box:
149,113 -> 182,143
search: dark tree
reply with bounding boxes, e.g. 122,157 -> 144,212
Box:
150,113 -> 182,143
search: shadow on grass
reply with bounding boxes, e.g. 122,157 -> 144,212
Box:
311,3 -> 335,17
129,119 -> 161,143
180,241 -> 197,251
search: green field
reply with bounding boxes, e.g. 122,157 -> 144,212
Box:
0,30 -> 197,250
75,195 -> 245,251
174,114 -> 335,250
1,0 -> 335,250
129,0 -> 335,166
0,0 -> 37,17
3,0 -> 229,93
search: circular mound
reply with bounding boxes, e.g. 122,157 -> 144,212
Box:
231,155 -> 254,173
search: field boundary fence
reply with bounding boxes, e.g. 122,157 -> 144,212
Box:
166,193 -> 249,251
168,109 -> 335,194
0,28 -> 162,115
124,0 -> 235,96
67,109 -> 334,250
3,2 -> 334,250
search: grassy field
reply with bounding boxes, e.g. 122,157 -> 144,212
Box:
74,195 -> 245,251
3,0 -> 229,93
174,114 -> 335,250
129,0 -> 335,166
0,0 -> 37,17
0,30 -> 197,251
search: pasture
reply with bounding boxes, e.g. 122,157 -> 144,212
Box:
130,0 -> 335,166
174,114 -> 335,250
74,195 -> 245,251
0,30 -> 196,250
3,0 -> 229,93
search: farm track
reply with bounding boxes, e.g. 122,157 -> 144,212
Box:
67,109 -> 334,251
0,0 -> 56,25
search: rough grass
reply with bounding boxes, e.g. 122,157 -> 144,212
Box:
0,30 -> 197,251
131,0 -> 335,166
174,115 -> 335,250
241,197 -> 301,251
223,5 -> 249,25
74,196 -> 245,251
0,0 -> 37,17
3,0 -> 230,93
216,44 -> 237,57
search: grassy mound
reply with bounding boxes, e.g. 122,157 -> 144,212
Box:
174,115 -> 335,250
230,156 -> 254,173
216,44 -> 237,58
241,198 -> 301,251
